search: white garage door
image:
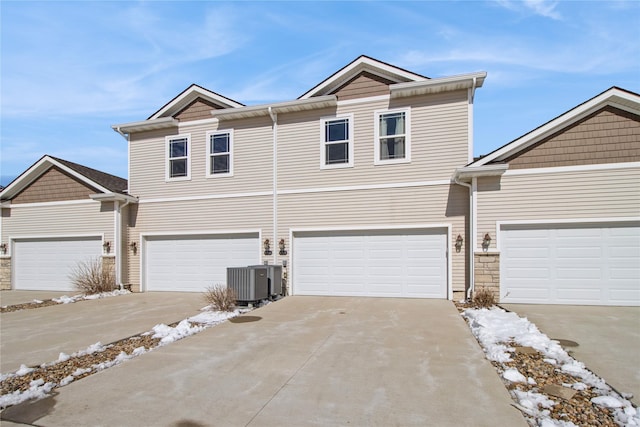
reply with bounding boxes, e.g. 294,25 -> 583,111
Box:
293,229 -> 448,298
14,236 -> 103,291
501,223 -> 640,306
144,233 -> 260,292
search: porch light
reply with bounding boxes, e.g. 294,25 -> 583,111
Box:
279,238 -> 287,255
102,241 -> 111,254
482,233 -> 492,251
263,239 -> 272,255
130,241 -> 138,255
455,234 -> 463,252
0,243 -> 7,255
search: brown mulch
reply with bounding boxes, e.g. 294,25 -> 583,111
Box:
454,301 -> 623,427
0,299 -> 62,313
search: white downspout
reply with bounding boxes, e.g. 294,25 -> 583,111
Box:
115,199 -> 132,290
268,107 -> 278,266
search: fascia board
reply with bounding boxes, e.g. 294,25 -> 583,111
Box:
390,72 -> 486,98
454,164 -> 508,181
112,117 -> 179,135
1,155 -> 111,199
149,86 -> 244,120
471,87 -> 640,167
212,95 -> 337,120
90,193 -> 138,203
299,57 -> 428,100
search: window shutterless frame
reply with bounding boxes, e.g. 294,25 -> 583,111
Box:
206,130 -> 234,178
165,134 -> 191,181
320,113 -> 354,169
374,107 -> 411,165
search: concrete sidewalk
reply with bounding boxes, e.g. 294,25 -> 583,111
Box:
2,297 -> 526,427
502,304 -> 640,406
0,292 -> 206,373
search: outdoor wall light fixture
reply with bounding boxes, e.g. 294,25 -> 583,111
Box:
263,239 -> 272,255
0,243 -> 7,255
130,241 -> 138,255
482,233 -> 492,251
102,241 -> 111,254
279,238 -> 287,255
455,234 -> 463,252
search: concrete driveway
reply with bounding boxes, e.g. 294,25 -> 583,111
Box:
2,297 -> 526,427
1,292 -> 207,373
1,291 -> 72,307
502,304 -> 640,406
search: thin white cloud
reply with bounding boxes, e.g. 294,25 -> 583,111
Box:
494,0 -> 562,20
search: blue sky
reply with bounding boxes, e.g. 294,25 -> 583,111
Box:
1,1 -> 639,185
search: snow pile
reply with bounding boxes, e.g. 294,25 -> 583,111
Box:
0,379 -> 55,409
149,309 -> 243,345
463,307 -> 640,427
52,289 -> 130,304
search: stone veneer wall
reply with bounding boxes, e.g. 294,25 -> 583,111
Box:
474,252 -> 500,299
0,258 -> 10,290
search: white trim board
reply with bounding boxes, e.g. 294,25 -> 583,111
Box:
504,162 -> 640,176
7,199 -> 97,208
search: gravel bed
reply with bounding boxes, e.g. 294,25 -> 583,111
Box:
0,300 -> 61,313
456,301 -> 630,427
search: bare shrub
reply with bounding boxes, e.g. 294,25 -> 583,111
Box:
203,285 -> 237,312
472,287 -> 496,308
69,257 -> 116,295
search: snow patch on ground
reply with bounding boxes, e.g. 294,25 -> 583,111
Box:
1,307 -> 249,409
463,306 -> 640,427
52,289 -> 130,304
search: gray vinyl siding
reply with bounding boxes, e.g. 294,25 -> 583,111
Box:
129,117 -> 273,200
127,195 -> 272,291
476,166 -> 640,250
279,184 -> 469,292
1,201 -> 115,244
278,90 -> 469,191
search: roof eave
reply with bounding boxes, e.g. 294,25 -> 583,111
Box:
90,193 -> 138,203
211,95 -> 337,121
112,117 -> 179,135
390,72 -> 486,98
454,164 -> 509,181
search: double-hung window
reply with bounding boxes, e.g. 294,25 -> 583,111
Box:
374,108 -> 411,165
166,134 -> 191,181
320,114 -> 354,169
206,130 -> 233,177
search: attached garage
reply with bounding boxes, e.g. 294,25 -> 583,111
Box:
13,236 -> 103,291
143,233 -> 260,292
500,222 -> 640,306
292,228 -> 449,298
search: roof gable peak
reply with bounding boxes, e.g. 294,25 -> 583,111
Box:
148,84 -> 244,120
299,55 -> 429,100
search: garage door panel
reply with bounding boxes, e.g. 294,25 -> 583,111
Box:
293,229 -> 447,298
502,223 -> 640,306
145,234 -> 259,292
14,237 -> 102,291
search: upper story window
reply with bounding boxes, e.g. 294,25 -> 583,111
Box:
320,114 -> 354,169
374,108 -> 411,165
166,134 -> 191,181
206,130 -> 233,177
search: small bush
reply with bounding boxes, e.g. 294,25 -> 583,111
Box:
203,285 -> 237,312
69,257 -> 116,295
473,287 -> 496,308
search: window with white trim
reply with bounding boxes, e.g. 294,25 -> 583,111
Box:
374,108 -> 411,165
166,134 -> 191,180
320,114 -> 353,169
206,130 -> 233,177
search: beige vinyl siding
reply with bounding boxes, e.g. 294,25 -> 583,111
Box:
127,195 -> 272,291
2,201 -> 115,244
278,184 -> 469,292
476,167 -> 640,250
129,117 -> 272,199
332,72 -> 393,101
278,90 -> 469,191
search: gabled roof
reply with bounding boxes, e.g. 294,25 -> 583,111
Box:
468,86 -> 640,168
0,155 -> 128,201
148,84 -> 245,120
299,55 -> 429,99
